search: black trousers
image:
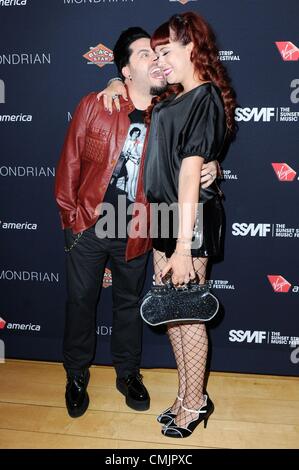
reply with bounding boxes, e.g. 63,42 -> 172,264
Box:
63,224 -> 148,379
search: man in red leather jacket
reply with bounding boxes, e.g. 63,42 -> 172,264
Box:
55,27 -> 218,419
55,27 -> 167,418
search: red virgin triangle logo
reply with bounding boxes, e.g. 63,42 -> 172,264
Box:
275,42 -> 299,61
267,275 -> 292,293
272,163 -> 297,182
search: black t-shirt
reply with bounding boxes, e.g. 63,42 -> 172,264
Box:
97,109 -> 147,239
144,83 -> 227,205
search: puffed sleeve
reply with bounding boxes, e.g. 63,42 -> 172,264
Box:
177,92 -> 226,162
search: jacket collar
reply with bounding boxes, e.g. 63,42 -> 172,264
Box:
120,85 -> 151,115
120,96 -> 135,114
117,85 -> 134,114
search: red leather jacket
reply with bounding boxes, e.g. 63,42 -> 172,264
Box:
55,92 -> 152,261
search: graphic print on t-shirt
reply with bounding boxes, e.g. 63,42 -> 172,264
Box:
114,122 -> 146,202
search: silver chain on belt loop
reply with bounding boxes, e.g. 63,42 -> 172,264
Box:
64,231 -> 83,253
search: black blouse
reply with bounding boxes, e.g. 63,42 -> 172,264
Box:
144,82 -> 227,205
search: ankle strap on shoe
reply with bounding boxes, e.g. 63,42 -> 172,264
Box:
182,405 -> 205,414
182,395 -> 207,413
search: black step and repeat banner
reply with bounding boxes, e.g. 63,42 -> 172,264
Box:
0,0 -> 298,376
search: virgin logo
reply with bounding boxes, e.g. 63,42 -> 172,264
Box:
272,163 -> 297,181
0,317 -> 6,329
267,275 -> 292,293
275,42 -> 299,61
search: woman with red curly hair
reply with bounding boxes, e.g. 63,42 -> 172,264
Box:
143,12 -> 236,438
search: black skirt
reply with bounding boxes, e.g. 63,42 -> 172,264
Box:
152,196 -> 224,258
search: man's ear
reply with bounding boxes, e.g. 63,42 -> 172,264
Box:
122,65 -> 131,81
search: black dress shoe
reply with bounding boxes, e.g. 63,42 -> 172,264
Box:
116,373 -> 150,411
65,369 -> 90,418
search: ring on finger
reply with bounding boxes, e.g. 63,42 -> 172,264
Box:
112,94 -> 119,100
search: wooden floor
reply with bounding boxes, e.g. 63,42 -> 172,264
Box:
0,360 -> 298,449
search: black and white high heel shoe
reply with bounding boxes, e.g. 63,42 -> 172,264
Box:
162,394 -> 214,438
157,396 -> 182,425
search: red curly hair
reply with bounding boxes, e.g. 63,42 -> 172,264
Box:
146,12 -> 237,136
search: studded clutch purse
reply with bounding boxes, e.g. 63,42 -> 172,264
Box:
140,281 -> 219,327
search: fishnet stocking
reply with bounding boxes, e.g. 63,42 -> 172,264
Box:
153,249 -> 208,424
153,249 -> 185,414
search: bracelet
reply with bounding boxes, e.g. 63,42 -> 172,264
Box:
174,250 -> 192,257
107,77 -> 123,87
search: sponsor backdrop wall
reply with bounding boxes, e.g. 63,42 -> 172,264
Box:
0,0 -> 298,376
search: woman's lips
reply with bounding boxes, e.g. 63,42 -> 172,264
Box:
163,68 -> 172,77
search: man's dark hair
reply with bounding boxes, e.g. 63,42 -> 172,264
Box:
113,27 -> 150,80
